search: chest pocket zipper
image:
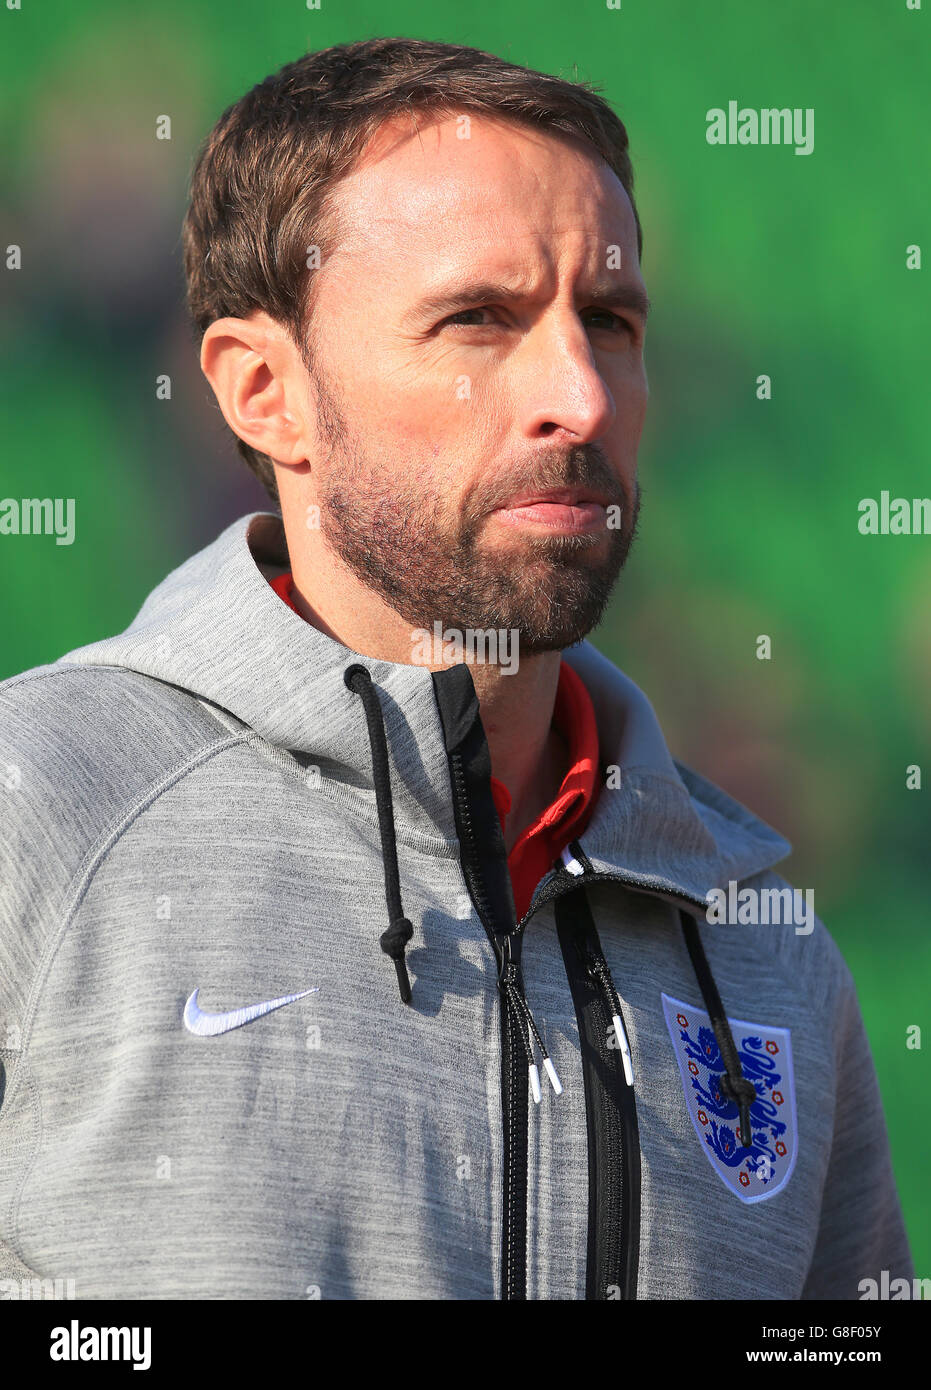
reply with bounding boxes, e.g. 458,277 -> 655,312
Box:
556,890 -> 641,1300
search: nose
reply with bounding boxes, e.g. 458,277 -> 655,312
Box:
516,312 -> 618,444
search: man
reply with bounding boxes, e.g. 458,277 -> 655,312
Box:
0,37 -> 913,1300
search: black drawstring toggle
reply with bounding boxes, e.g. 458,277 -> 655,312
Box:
719,1073 -> 758,1150
380,917 -> 414,1005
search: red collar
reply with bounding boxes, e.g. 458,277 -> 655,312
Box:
489,659 -> 599,918
270,571 -> 299,612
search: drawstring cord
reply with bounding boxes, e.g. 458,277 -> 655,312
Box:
585,948 -> 635,1086
344,662 -> 560,1097
679,911 -> 757,1147
500,935 -> 563,1102
344,664 -> 414,1004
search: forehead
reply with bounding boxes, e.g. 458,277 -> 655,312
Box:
323,112 -> 641,272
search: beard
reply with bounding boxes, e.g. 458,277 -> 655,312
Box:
307,348 -> 641,655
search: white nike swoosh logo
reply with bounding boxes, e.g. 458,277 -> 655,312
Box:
183,986 -> 319,1037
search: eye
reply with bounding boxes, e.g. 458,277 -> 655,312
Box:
441,307 -> 499,329
582,308 -> 633,334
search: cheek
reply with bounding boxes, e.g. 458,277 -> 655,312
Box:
605,380 -> 647,463
617,362 -> 649,423
371,379 -> 462,437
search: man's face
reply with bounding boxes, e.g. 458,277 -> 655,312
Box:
302,113 -> 649,653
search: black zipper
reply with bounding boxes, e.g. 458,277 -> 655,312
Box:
556,889 -> 641,1299
447,749 -> 528,1300
526,842 -> 705,1300
445,742 -> 701,1301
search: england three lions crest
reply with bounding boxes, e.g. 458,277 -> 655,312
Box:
661,992 -> 798,1203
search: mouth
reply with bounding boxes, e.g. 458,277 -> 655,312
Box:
492,487 -> 615,536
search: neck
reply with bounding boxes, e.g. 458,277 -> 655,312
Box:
468,656 -> 567,852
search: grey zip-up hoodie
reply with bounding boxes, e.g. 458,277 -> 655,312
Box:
0,511 -> 914,1300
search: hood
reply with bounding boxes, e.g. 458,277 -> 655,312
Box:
56,511 -> 791,908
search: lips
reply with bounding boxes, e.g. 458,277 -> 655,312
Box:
499,487 -> 611,510
492,488 -> 613,535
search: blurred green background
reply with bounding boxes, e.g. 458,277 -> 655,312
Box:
2,1 -> 928,1276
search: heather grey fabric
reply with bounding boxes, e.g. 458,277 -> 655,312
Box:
0,512 -> 913,1299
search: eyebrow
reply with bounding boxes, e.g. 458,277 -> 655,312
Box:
407,279 -> 652,326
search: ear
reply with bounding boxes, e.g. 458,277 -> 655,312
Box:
199,311 -> 310,466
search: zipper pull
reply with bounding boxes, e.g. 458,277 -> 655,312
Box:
609,1011 -> 635,1088
586,949 -> 635,1088
500,937 -> 563,1101
527,1053 -> 562,1103
517,986 -> 563,1099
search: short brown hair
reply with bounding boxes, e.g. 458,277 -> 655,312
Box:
182,36 -> 642,506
